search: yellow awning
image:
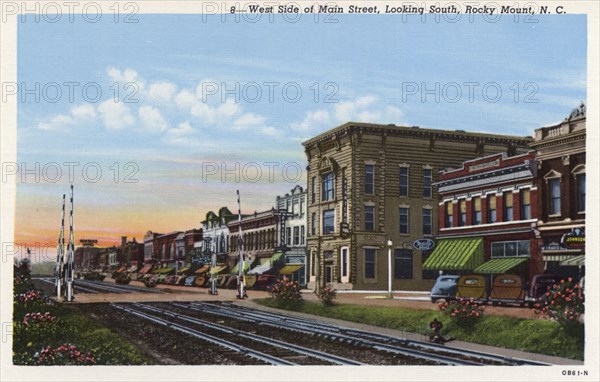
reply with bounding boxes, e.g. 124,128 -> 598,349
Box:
209,265 -> 227,274
279,264 -> 304,275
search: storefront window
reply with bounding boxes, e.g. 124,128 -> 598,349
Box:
491,240 -> 530,258
394,249 -> 413,279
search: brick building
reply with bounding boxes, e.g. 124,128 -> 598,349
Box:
529,104 -> 586,280
424,151 -> 541,285
303,122 -> 533,291
228,209 -> 279,269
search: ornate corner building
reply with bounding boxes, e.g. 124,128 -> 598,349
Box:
529,103 -> 586,279
302,122 -> 533,291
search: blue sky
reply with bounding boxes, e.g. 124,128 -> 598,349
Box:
16,13 -> 586,247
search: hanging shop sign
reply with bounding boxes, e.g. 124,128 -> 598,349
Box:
413,238 -> 435,251
561,227 -> 585,250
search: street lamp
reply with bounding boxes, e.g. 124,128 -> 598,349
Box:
387,239 -> 393,299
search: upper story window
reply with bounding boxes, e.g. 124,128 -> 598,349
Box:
423,168 -> 433,198
520,189 -> 531,220
365,206 -> 375,231
311,176 -> 316,204
399,167 -> 409,196
487,195 -> 497,223
578,174 -> 586,212
503,192 -> 513,221
322,209 -> 335,234
573,165 -> 586,213
293,227 -> 300,246
458,199 -> 467,226
399,207 -> 409,234
311,212 -> 316,236
322,172 -> 334,201
365,165 -> 374,194
472,197 -> 482,225
422,208 -> 432,235
548,178 -> 561,215
444,201 -> 453,228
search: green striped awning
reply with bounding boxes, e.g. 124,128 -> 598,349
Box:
423,238 -> 484,270
559,255 -> 585,267
473,257 -> 528,274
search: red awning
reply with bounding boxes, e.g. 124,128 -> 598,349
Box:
138,265 -> 152,274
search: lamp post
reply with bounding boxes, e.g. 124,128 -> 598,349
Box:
387,239 -> 393,299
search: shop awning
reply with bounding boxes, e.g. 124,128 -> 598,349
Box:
127,265 -> 138,273
248,262 -> 272,275
423,238 -> 484,270
194,265 -> 210,274
138,265 -> 152,274
209,265 -> 227,274
177,267 -> 190,273
231,261 -> 250,273
559,255 -> 585,267
543,252 -> 582,262
115,266 -> 126,273
473,257 -> 528,274
154,267 -> 174,274
279,264 -> 304,275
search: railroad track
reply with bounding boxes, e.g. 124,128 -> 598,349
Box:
178,301 -> 550,366
111,303 -> 362,366
34,277 -> 99,294
75,279 -> 163,294
35,277 -> 162,294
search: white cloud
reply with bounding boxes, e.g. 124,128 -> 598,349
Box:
147,81 -> 177,104
290,110 -> 331,132
175,89 -> 197,109
166,121 -> 194,136
260,126 -> 281,136
233,113 -> 266,130
107,67 -> 145,90
163,122 -> 203,146
334,96 -> 406,124
98,100 -> 135,130
70,104 -> 96,120
138,105 -> 168,132
37,104 -> 96,130
175,86 -> 242,124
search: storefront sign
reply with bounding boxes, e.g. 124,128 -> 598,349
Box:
413,238 -> 435,251
468,159 -> 499,172
561,227 -> 585,250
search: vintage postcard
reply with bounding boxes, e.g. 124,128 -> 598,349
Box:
1,1 -> 598,381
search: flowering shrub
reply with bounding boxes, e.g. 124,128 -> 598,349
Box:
22,312 -> 57,326
438,298 -> 485,326
534,277 -> 584,329
35,343 -> 96,365
317,286 -> 337,306
271,277 -> 302,302
14,290 -> 46,304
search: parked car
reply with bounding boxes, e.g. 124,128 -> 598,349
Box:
456,274 -> 487,301
489,274 -> 525,306
525,274 -> 560,306
254,274 -> 277,291
430,275 -> 460,302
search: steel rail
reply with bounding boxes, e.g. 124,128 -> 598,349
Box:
110,303 -> 295,366
179,302 -> 479,366
35,277 -> 100,294
134,303 -> 363,366
74,280 -> 132,293
208,302 -> 551,366
76,279 -> 162,294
